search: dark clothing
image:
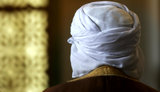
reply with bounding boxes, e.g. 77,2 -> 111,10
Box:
43,76 -> 158,92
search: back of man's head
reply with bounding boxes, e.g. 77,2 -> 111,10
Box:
68,1 -> 144,79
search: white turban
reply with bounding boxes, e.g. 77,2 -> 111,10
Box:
68,1 -> 144,79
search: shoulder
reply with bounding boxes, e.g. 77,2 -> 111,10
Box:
43,76 -> 159,92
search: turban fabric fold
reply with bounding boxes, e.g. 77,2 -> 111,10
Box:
68,1 -> 144,79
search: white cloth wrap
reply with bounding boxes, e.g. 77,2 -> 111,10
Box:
68,1 -> 144,79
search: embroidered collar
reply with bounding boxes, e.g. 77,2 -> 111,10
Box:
69,65 -> 136,82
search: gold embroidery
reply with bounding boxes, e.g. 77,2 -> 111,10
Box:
69,65 -> 135,82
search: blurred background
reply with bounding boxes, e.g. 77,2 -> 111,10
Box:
0,0 -> 159,92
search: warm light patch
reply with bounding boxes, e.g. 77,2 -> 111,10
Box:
0,10 -> 48,92
0,0 -> 48,7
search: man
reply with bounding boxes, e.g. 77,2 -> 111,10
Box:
44,1 -> 159,92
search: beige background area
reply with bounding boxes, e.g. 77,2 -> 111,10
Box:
50,0 -> 159,90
